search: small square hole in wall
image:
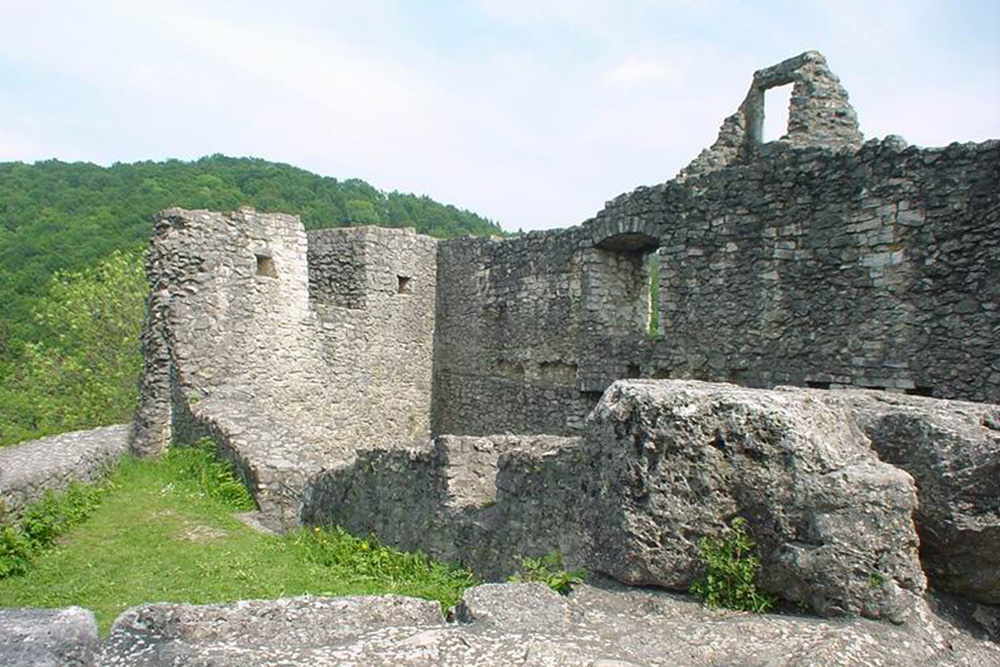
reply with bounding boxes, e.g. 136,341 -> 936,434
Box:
397,275 -> 412,294
256,255 -> 277,278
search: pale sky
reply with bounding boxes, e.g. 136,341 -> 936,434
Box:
1,0 -> 998,231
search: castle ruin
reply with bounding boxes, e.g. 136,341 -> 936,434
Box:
130,52 -> 999,623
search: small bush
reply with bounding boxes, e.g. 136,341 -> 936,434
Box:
169,438 -> 256,510
0,481 -> 108,579
509,552 -> 586,595
690,517 -> 777,613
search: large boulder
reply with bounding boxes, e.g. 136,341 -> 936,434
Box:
0,607 -> 99,667
790,388 -> 1000,604
583,380 -> 927,622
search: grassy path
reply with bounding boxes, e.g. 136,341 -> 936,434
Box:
0,443 -> 476,633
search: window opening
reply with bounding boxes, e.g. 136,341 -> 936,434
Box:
256,255 -> 277,278
648,251 -> 661,337
762,83 -> 793,142
397,275 -> 412,294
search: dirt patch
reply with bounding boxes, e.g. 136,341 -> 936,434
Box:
178,524 -> 229,543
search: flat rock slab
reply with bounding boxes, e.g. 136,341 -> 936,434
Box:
94,583 -> 1000,666
0,606 -> 99,667
0,424 -> 130,517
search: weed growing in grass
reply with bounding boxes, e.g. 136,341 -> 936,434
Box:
0,481 -> 109,578
509,552 -> 586,594
169,438 -> 255,510
690,517 -> 777,613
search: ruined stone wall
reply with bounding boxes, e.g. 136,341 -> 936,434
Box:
433,138 -> 998,436
433,230 -> 654,436
308,227 -> 438,448
643,138 -> 998,402
133,209 -> 437,526
0,424 -> 130,519
132,51 -> 996,540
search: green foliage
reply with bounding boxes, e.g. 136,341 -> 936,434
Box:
292,525 -> 478,592
0,445 -> 478,633
0,156 -> 506,352
0,250 -> 146,446
0,481 -> 108,579
168,438 -> 256,511
509,552 -> 586,595
690,517 -> 777,613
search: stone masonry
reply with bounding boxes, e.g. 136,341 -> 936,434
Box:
127,50 -> 999,624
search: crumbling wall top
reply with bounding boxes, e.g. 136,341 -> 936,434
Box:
678,50 -> 863,181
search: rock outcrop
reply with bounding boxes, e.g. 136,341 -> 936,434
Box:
0,607 -> 99,667
86,583 -> 1000,666
584,381 -> 926,622
304,380 -> 967,622
787,388 -> 1000,604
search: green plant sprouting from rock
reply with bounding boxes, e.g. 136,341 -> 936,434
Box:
690,516 -> 778,613
509,552 -> 587,595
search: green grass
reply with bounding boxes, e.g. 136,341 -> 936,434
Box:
0,441 -> 477,633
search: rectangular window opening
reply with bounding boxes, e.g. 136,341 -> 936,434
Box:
763,83 -> 794,142
397,275 -> 412,294
256,255 -> 277,278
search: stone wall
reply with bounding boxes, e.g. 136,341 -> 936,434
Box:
433,230 -> 653,436
133,208 -> 437,527
431,136 -> 998,436
645,137 -> 998,402
0,424 -> 130,518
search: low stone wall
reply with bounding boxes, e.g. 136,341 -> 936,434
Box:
0,424 -> 131,519
301,381 -> 1000,620
301,434 -> 583,580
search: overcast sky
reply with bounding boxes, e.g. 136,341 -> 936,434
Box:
1,1 -> 998,231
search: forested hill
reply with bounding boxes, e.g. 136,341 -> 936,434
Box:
0,155 -> 505,347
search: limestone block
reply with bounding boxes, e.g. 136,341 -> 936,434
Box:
583,380 -> 926,622
796,388 -> 1000,604
93,584 -> 1000,665
0,607 -> 98,667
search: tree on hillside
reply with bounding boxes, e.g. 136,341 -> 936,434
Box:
0,250 -> 146,446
